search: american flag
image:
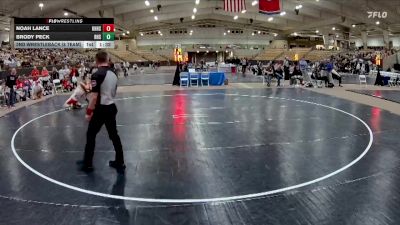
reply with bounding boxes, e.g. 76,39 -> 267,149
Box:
224,0 -> 246,13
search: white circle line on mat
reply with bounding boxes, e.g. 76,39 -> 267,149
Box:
10,93 -> 373,203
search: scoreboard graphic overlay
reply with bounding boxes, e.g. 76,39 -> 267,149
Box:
14,18 -> 115,49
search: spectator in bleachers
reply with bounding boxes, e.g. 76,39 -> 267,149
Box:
31,66 -> 40,81
41,66 -> 49,77
51,67 -> 59,80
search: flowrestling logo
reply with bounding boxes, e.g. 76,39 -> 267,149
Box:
367,11 -> 388,19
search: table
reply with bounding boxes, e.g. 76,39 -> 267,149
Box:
217,63 -> 236,73
188,72 -> 226,86
380,71 -> 400,86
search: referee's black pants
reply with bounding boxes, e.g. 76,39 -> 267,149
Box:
84,104 -> 124,166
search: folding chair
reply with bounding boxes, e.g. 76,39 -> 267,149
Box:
53,79 -> 62,94
388,75 -> 397,87
179,72 -> 189,87
359,75 -> 367,87
0,85 -> 5,106
200,72 -> 210,86
190,73 -> 200,87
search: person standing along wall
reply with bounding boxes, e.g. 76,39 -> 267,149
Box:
299,57 -> 312,87
5,68 -> 17,108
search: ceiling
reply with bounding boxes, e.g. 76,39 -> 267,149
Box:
1,0 -> 400,38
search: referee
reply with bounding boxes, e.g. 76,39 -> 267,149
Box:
79,51 -> 125,173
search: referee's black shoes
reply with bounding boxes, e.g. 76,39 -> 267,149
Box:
76,160 -> 94,173
109,160 -> 126,174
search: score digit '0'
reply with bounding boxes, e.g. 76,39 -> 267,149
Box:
102,24 -> 115,32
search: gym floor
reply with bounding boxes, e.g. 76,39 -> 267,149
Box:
1,87 -> 400,224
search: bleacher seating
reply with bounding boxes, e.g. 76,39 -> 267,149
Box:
134,49 -> 166,61
155,50 -> 175,61
80,49 -> 122,63
107,49 -> 146,62
233,49 -> 261,59
254,48 -> 284,60
305,50 -> 341,62
276,48 -> 312,61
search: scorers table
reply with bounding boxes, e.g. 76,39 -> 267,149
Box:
13,18 -> 115,49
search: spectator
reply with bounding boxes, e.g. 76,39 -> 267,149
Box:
273,62 -> 284,87
263,64 -> 274,87
31,66 -> 40,81
299,57 -> 312,87
290,63 -> 304,86
51,67 -> 59,80
5,68 -> 17,108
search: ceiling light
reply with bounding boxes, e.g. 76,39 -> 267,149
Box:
332,27 -> 336,30
193,8 -> 197,13
233,15 -> 238,20
190,30 -> 193,33
227,30 -> 231,33
189,33 -> 193,35
150,9 -> 154,13
145,0 -> 150,6
315,30 -> 319,33
252,33 -> 255,36
376,21 -> 380,25
191,15 -> 195,19
197,50 -> 200,53
241,9 -> 246,13
224,32 -> 227,35
5,28 -> 10,31
154,15 -> 158,20
316,0 -> 319,1
160,33 -> 163,36
352,24 -> 356,28
280,11 -> 286,16
206,50 -> 209,53
295,5 -> 302,9
336,34 -> 339,38
122,33 -> 126,36
64,12 -> 68,16
258,31 -> 261,34
140,32 -> 144,36
38,3 -> 44,8
195,0 -> 200,5
293,32 -> 298,36
251,0 -> 258,6
274,33 -> 278,37
126,31 -> 130,34
225,50 -> 229,53
216,50 -> 219,53
268,17 -> 273,22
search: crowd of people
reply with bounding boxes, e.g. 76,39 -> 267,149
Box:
0,48 -> 95,70
247,57 -> 342,88
0,46 -> 146,109
1,47 -> 398,107
244,48 -> 399,88
1,64 -> 88,108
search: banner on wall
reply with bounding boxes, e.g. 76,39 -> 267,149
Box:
174,47 -> 183,62
259,0 -> 281,15
375,53 -> 382,66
